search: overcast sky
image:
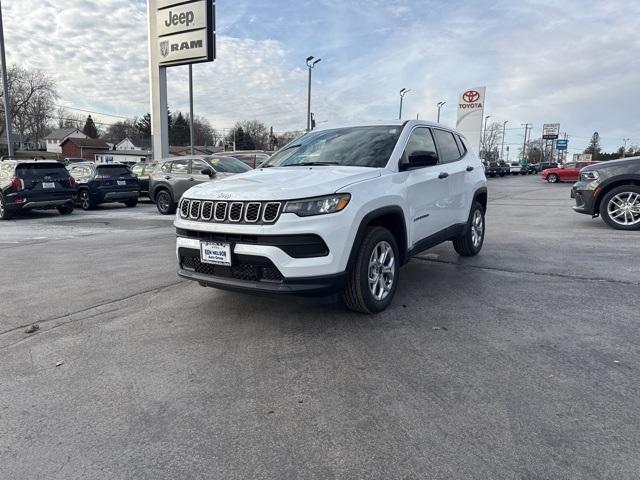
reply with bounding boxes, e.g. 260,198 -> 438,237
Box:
4,0 -> 640,153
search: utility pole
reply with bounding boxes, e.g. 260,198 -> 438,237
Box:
436,101 -> 446,123
521,123 -> 532,163
500,120 -> 508,161
0,0 -> 13,156
398,88 -> 410,120
306,56 -> 321,132
622,138 -> 630,159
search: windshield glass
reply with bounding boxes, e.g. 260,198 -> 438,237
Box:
208,156 -> 252,173
262,126 -> 402,168
96,165 -> 132,177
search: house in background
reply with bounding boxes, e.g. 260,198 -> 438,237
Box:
60,137 -> 110,161
43,128 -> 88,153
115,137 -> 151,151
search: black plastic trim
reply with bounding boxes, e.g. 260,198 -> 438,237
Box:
407,223 -> 466,257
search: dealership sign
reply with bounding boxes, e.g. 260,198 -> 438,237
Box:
542,123 -> 560,140
150,0 -> 215,68
555,139 -> 568,150
456,86 -> 486,155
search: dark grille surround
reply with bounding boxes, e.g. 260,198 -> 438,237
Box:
179,198 -> 283,225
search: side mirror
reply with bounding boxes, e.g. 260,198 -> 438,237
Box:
407,151 -> 438,168
201,168 -> 215,177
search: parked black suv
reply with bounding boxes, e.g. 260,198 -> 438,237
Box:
529,162 -> 558,174
67,162 -> 140,210
485,161 -> 509,177
0,160 -> 76,220
571,156 -> 640,230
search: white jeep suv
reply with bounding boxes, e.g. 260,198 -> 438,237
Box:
174,121 -> 487,313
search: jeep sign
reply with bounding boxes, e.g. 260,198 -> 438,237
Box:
156,1 -> 207,37
456,86 -> 486,155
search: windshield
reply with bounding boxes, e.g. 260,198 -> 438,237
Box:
261,126 -> 402,168
96,165 -> 132,177
208,156 -> 252,173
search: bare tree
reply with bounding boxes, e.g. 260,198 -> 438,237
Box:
480,122 -> 503,162
0,65 -> 58,147
56,106 -> 84,130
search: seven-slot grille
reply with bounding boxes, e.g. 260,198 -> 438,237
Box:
179,199 -> 282,224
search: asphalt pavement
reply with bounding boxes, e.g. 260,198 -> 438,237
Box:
1,177 -> 639,479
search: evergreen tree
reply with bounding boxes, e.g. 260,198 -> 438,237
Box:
584,132 -> 601,161
170,111 -> 189,146
82,115 -> 99,138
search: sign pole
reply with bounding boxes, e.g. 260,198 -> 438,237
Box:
0,0 -> 13,157
189,64 -> 194,155
147,0 -> 169,161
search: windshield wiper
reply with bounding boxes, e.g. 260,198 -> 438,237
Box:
290,161 -> 339,166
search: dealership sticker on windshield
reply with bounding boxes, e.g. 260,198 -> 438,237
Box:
200,241 -> 232,266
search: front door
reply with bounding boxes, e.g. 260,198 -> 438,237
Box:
559,162 -> 580,181
190,159 -> 213,187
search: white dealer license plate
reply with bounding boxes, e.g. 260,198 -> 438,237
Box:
200,241 -> 232,266
42,182 -> 55,189
117,180 -> 126,186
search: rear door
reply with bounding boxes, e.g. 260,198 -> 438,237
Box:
167,159 -> 193,200
15,163 -> 74,201
432,128 -> 470,225
559,162 -> 579,181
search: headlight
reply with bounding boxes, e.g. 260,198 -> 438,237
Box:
283,194 -> 351,217
580,171 -> 600,182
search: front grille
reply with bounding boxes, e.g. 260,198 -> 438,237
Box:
179,198 -> 283,225
179,249 -> 284,283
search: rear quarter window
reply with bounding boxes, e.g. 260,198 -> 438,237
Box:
433,129 -> 462,163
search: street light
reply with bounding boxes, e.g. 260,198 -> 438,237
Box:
481,115 -> 491,156
622,138 -> 630,158
399,88 -> 411,120
436,101 -> 446,123
500,120 -> 508,161
306,56 -> 321,132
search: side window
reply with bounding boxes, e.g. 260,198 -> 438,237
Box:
161,162 -> 172,173
190,159 -> 209,174
401,127 -> 438,166
455,135 -> 467,157
171,159 -> 189,174
564,163 -> 577,169
433,129 -> 462,163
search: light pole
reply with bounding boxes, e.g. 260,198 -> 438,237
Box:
399,88 -> 411,120
622,138 -> 630,158
436,101 -> 446,123
500,120 -> 508,161
521,123 -> 532,163
481,115 -> 491,158
0,0 -> 13,156
306,56 -> 321,132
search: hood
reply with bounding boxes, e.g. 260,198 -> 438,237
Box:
182,166 -> 382,201
582,157 -> 640,171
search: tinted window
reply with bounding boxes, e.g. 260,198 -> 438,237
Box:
262,126 -> 402,168
16,163 -> 69,178
433,130 -> 461,163
455,135 -> 467,156
171,159 -> 189,174
208,157 -> 252,173
96,166 -> 131,177
191,159 -> 209,174
401,127 -> 438,165
564,163 -> 576,169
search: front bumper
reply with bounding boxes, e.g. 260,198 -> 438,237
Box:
571,181 -> 599,215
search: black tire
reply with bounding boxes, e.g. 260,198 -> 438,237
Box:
547,173 -> 559,183
155,190 -> 176,215
124,198 -> 138,208
600,185 -> 640,231
342,226 -> 400,314
79,189 -> 95,210
489,173 -> 496,178
0,193 -> 12,220
499,172 -> 506,177
453,201 -> 485,257
57,204 -> 74,215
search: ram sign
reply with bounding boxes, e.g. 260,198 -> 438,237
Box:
456,87 -> 486,155
149,0 -> 215,68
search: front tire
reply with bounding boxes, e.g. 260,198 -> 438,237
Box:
600,185 -> 640,230
155,190 -> 175,215
124,198 -> 138,208
0,194 -> 12,220
453,201 -> 485,256
79,190 -> 95,210
57,204 -> 74,215
342,227 -> 400,314
547,173 -> 559,183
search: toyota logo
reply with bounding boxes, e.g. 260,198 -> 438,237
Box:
462,90 -> 480,103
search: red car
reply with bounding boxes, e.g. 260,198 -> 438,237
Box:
542,161 -> 598,183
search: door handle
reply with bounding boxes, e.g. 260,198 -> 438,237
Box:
164,176 -> 171,180
466,166 -> 474,172
189,178 -> 195,181
438,172 -> 449,179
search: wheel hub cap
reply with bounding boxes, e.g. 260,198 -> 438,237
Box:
471,210 -> 484,248
608,192 -> 640,226
368,241 -> 395,302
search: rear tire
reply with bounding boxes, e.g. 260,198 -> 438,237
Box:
342,227 -> 400,314
0,194 -> 12,220
155,190 -> 175,215
453,201 -> 485,257
124,198 -> 138,208
57,204 -> 74,215
79,190 -> 95,210
600,185 -> 640,231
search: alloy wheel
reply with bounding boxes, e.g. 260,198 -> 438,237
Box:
607,192 -> 640,226
471,209 -> 484,248
80,192 -> 90,209
368,241 -> 395,301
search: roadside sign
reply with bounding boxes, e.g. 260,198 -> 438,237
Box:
556,139 -> 568,150
456,86 -> 486,155
572,153 -> 592,162
542,123 -> 560,140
